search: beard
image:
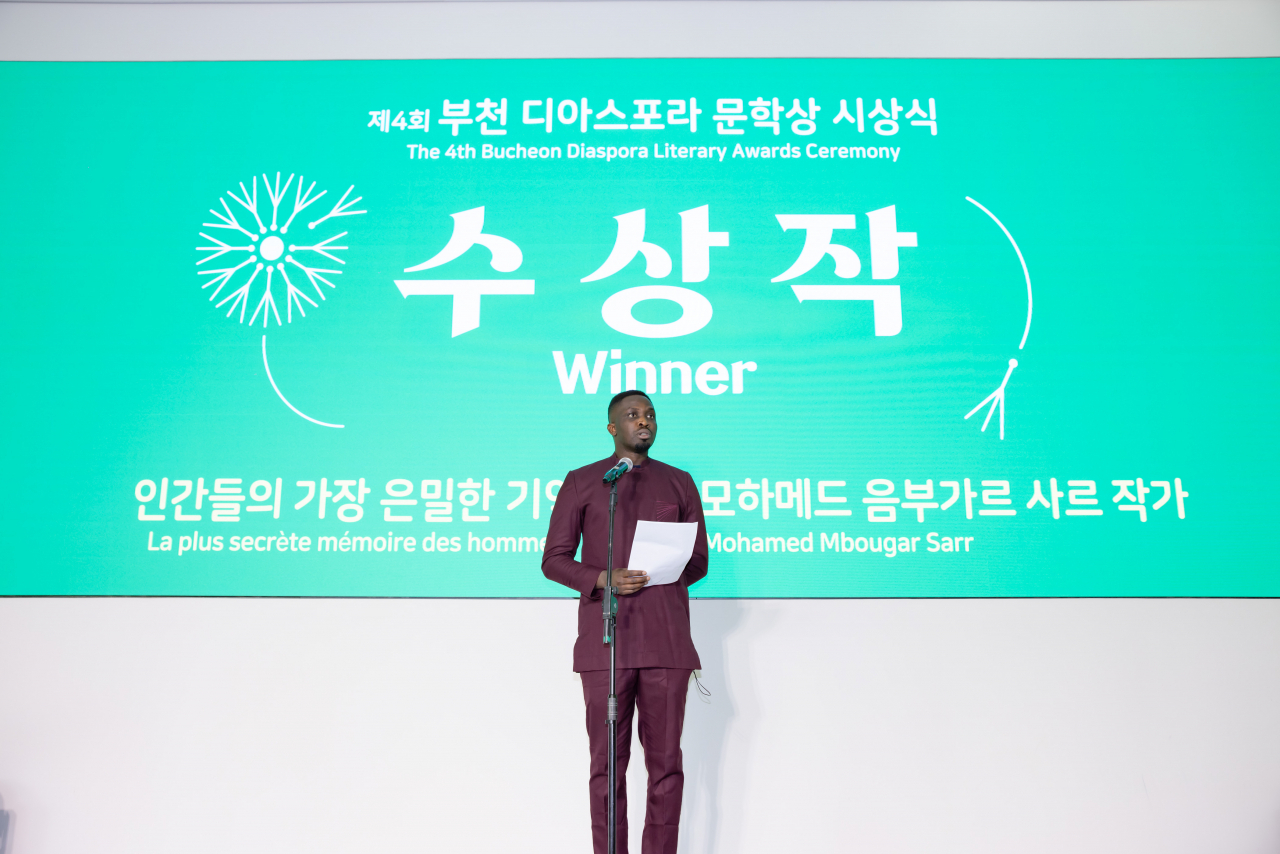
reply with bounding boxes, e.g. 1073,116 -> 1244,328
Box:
631,435 -> 653,452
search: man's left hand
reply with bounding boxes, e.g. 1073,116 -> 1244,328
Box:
596,568 -> 649,595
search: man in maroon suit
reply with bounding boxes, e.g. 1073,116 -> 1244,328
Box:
542,389 -> 709,854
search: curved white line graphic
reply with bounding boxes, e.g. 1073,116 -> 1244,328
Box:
261,335 -> 344,428
965,197 -> 1032,350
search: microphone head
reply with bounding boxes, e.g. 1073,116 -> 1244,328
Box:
603,457 -> 635,483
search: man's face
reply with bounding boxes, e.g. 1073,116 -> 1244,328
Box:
608,395 -> 657,455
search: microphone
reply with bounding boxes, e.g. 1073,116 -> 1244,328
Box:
602,457 -> 634,484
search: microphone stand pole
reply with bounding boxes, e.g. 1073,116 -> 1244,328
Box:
602,477 -> 620,854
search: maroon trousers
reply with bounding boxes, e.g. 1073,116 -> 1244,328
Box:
581,668 -> 692,854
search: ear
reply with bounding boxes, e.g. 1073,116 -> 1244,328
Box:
607,423 -> 618,437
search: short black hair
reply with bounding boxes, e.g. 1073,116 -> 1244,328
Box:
608,389 -> 653,418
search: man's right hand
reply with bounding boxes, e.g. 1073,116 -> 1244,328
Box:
596,568 -> 649,595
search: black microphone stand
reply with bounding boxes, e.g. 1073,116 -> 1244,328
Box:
602,475 -> 620,854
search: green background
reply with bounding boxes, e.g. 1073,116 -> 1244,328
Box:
1,58 -> 1276,596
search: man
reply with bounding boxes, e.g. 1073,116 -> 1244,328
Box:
542,389 -> 708,854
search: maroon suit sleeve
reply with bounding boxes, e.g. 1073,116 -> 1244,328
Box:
680,471 -> 709,588
542,471 -> 604,599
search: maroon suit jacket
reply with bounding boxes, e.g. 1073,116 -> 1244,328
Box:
542,455 -> 708,672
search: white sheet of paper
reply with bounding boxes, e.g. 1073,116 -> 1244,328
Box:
628,520 -> 700,587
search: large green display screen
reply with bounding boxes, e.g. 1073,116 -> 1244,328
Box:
1,59 -> 1276,596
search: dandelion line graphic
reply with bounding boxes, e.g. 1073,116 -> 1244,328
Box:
963,196 -> 1032,441
195,172 -> 366,428
965,358 -> 1018,441
197,173 -> 366,327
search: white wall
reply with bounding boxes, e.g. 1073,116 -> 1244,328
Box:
2,597 -> 1280,854
2,0 -> 1278,61
3,3 -> 1279,853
